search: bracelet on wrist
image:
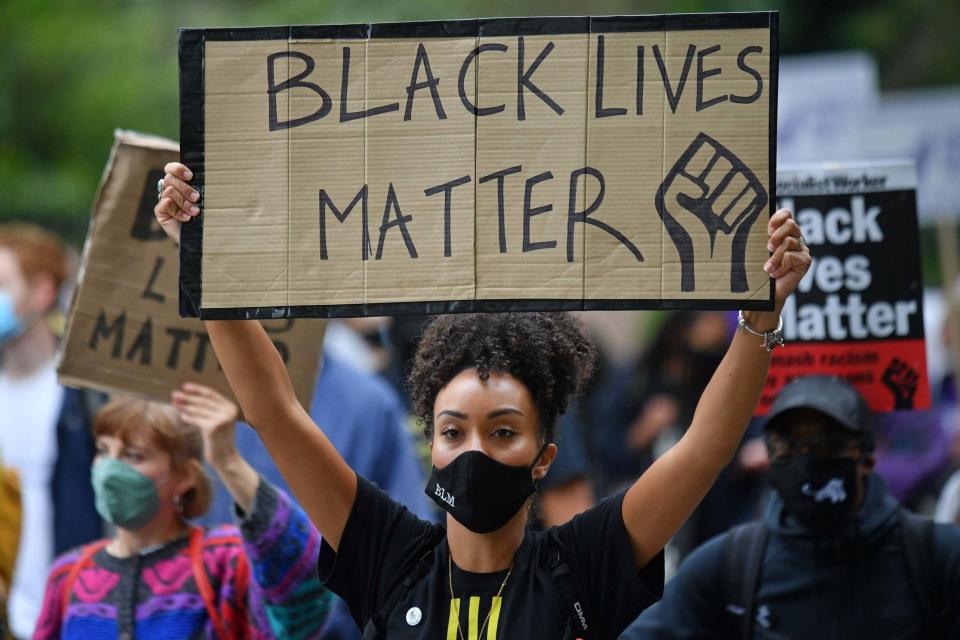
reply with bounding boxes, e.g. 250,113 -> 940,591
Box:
737,311 -> 784,352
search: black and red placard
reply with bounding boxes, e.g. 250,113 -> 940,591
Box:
757,162 -> 929,414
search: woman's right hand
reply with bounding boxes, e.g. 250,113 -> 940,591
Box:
171,382 -> 240,471
172,382 -> 258,513
154,162 -> 201,245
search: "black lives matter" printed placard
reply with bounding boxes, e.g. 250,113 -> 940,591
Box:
757,161 -> 929,414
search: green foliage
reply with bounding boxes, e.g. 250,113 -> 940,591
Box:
1,0 -> 957,245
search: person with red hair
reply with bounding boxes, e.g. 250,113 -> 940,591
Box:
0,223 -> 102,639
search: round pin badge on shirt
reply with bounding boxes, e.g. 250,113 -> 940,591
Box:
405,606 -> 423,626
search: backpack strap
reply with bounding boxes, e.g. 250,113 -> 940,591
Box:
190,526 -> 250,640
62,529 -> 249,639
897,509 -> 946,636
361,528 -> 445,640
722,522 -> 769,640
543,531 -> 592,640
61,539 -> 110,619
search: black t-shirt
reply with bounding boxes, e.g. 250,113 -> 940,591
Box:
318,475 -> 663,639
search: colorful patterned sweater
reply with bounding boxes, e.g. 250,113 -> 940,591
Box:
33,478 -> 331,639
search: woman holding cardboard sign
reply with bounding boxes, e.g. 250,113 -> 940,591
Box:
156,161 -> 809,639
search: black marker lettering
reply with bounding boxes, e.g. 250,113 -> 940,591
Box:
731,46 -> 763,104
131,170 -> 169,241
517,38 -> 564,120
636,46 -> 645,116
595,35 -> 626,118
424,175 -> 472,257
479,165 -> 523,253
458,43 -> 507,116
165,327 -> 191,369
376,184 -> 417,260
696,45 -> 727,111
404,43 -> 447,121
125,317 -> 152,365
263,318 -> 295,335
272,341 -> 290,363
523,171 -> 556,252
267,51 -> 332,131
653,44 -> 695,114
193,331 -> 212,372
141,256 -> 166,303
89,311 -> 125,359
319,186 -> 371,261
567,167 -> 643,262
340,46 -> 400,122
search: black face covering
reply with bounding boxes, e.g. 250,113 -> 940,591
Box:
768,453 -> 859,533
425,444 -> 548,534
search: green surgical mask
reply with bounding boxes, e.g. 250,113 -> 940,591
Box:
91,458 -> 162,529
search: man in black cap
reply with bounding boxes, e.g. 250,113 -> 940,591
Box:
619,374 -> 960,639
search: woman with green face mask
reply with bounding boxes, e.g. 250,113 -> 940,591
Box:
33,383 -> 333,639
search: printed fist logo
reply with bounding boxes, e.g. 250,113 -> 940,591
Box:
882,358 -> 919,410
655,133 -> 768,293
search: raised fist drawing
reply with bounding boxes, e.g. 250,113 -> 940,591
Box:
655,133 -> 768,293
882,358 -> 919,410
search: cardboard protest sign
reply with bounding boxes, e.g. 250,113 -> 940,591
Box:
57,130 -> 325,407
757,161 -> 929,414
178,12 -> 778,319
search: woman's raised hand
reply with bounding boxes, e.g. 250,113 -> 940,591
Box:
173,382 -> 261,513
171,382 -> 239,470
154,162 -> 200,245
765,208 -> 811,306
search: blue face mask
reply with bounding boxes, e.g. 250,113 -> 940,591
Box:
0,291 -> 25,345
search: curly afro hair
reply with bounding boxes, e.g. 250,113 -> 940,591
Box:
408,312 -> 596,442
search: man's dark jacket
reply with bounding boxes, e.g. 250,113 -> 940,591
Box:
621,474 -> 960,639
51,387 -> 102,554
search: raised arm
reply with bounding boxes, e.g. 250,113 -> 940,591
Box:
622,209 -> 809,567
172,382 -> 259,512
157,163 -> 356,550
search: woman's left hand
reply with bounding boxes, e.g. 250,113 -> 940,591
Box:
764,208 -> 811,306
171,382 -> 240,469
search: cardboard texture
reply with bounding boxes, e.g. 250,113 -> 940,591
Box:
757,161 -> 929,415
179,13 -> 778,319
57,130 -> 325,407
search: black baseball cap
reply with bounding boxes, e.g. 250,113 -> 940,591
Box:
764,375 -> 869,435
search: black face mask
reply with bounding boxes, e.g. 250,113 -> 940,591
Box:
768,453 -> 859,533
425,444 -> 548,534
